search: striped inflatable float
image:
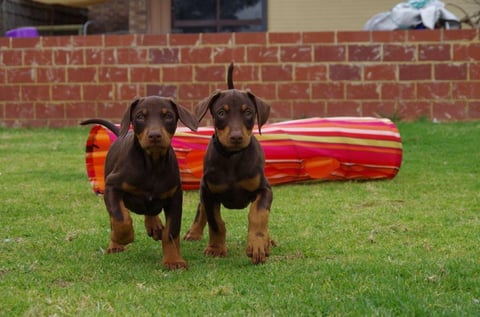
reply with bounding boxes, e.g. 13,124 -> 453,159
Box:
84,117 -> 402,194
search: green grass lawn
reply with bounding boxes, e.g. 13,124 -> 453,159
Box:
0,121 -> 479,316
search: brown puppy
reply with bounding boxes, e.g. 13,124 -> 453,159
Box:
184,64 -> 273,264
81,96 -> 198,270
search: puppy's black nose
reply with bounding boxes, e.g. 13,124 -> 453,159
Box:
148,131 -> 162,142
230,131 -> 243,144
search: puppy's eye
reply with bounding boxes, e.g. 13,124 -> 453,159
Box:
244,109 -> 254,118
217,109 -> 226,118
164,112 -> 175,121
136,113 -> 145,120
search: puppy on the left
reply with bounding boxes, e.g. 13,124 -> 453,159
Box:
81,96 -> 198,270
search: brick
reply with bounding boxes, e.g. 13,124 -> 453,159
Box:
85,48 -> 115,65
51,84 -> 81,101
362,101 -> 396,118
346,83 -> 380,100
54,49 -> 84,65
178,84 -> 210,100
170,33 -> 201,46
115,83 -> 142,100
116,48 -> 148,64
7,68 -> 35,83
364,65 -> 396,81
292,101 -> 325,118
180,47 -> 212,63
371,30 -> 406,43
67,67 -> 98,82
105,34 -> 136,47
147,84 -> 177,98
130,66 -> 161,82
329,64 -> 361,81
417,82 -> 451,99
452,82 -> 480,99
269,32 -> 301,44
338,31 -> 370,43
231,65 -> 259,83
136,34 -> 167,46
149,48 -> 179,64
314,45 -> 346,62
382,83 -> 415,100
37,67 -> 66,83
419,44 -> 451,61
470,63 -> 480,80
235,32 -> 266,45
195,65 -> 225,82
434,63 -> 467,80
11,37 -> 40,49
348,45 -> 381,61
407,29 -> 441,42
242,83 -> 276,100
202,33 -> 234,45
247,47 -> 279,63
269,101 -> 292,119
83,84 -> 113,100
443,29 -> 478,41
469,102 -> 480,119
0,86 -> 21,101
21,85 -> 50,101
97,102 -> 128,119
295,64 -> 327,81
162,65 -> 193,82
311,82 -> 344,99
0,50 -> 22,66
212,47 -> 245,63
326,101 -> 361,117
36,103 -> 65,119
5,102 -> 34,119
278,83 -> 310,99
261,65 -> 293,82
71,35 -> 104,47
0,37 -> 10,49
280,46 -> 312,62
302,32 -> 335,44
23,49 -> 53,66
98,66 -> 128,82
383,44 -> 416,61
432,100 -> 467,121
65,102 -> 97,118
399,64 -> 431,80
453,43 -> 480,61
42,36 -> 72,48
397,101 -> 431,120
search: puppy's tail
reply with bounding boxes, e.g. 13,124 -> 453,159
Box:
80,119 -> 120,136
227,62 -> 234,90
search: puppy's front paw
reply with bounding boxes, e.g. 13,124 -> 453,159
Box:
204,244 -> 227,257
163,259 -> 188,270
246,234 -> 270,264
107,241 -> 126,253
144,215 -> 164,241
183,228 -> 203,241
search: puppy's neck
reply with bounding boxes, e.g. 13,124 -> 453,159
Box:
212,134 -> 251,158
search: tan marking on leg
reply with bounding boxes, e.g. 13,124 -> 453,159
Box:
205,203 -> 227,257
246,195 -> 270,264
107,201 -> 134,253
144,215 -> 164,241
161,217 -> 188,270
184,203 -> 207,241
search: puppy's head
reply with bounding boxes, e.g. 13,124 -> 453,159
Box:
120,96 -> 198,157
195,90 -> 270,152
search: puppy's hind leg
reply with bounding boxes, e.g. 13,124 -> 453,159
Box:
183,203 -> 207,241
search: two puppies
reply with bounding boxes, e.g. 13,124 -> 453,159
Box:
83,64 -> 273,268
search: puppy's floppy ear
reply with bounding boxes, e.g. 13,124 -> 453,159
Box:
120,98 -> 142,137
195,90 -> 222,122
246,90 -> 270,134
169,100 -> 199,131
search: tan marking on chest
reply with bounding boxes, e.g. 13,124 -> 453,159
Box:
238,174 -> 261,192
206,182 -> 229,194
121,182 -> 178,199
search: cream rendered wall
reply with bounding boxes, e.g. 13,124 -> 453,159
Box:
267,0 -> 479,31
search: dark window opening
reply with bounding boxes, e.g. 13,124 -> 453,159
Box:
172,0 -> 267,33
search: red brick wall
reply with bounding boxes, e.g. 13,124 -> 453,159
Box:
0,29 -> 479,127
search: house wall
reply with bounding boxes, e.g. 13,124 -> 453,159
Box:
0,29 -> 479,128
